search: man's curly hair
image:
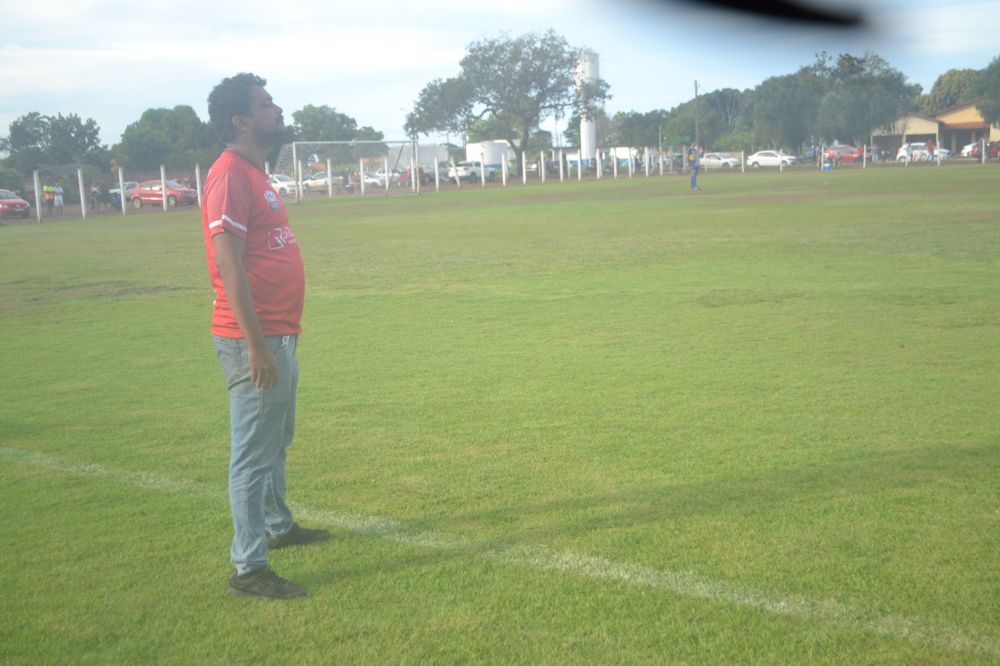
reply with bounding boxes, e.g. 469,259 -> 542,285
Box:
207,73 -> 267,144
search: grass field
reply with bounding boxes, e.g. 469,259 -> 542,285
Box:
1,165 -> 998,664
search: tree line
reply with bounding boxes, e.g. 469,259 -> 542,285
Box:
2,30 -> 999,192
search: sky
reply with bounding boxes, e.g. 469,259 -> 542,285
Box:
1,0 -> 998,147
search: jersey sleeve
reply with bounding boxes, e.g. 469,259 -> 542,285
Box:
204,171 -> 252,239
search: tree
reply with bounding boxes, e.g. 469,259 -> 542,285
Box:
0,113 -> 47,173
974,55 -> 1000,126
1,112 -> 108,174
753,71 -> 824,150
405,30 -> 610,164
816,53 -> 921,144
291,105 -> 361,141
609,109 -> 670,148
116,105 -> 214,171
45,114 -> 106,165
919,68 -> 980,116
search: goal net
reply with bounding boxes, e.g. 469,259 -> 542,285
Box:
273,140 -> 449,196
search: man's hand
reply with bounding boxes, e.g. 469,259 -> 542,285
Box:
248,340 -> 278,389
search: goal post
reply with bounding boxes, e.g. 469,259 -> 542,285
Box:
273,140 -> 449,198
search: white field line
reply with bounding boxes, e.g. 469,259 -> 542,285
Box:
3,446 -> 998,658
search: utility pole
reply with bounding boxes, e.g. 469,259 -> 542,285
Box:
694,80 -> 700,148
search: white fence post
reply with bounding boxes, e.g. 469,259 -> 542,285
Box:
160,165 -> 168,211
33,170 -> 42,223
384,157 -> 390,193
480,152 -> 487,188
77,168 -> 87,219
296,160 -> 304,202
559,151 -> 564,182
522,152 -> 527,185
597,150 -> 603,179
118,167 -> 127,215
613,151 -> 618,179
502,153 -> 508,187
359,158 -> 365,195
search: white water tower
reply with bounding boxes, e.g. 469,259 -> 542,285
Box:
576,50 -> 599,167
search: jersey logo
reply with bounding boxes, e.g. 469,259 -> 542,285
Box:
268,226 -> 297,250
264,190 -> 281,210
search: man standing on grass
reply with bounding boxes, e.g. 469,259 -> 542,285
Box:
202,73 -> 329,600
688,145 -> 700,191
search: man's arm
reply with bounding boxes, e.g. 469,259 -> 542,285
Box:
213,232 -> 277,389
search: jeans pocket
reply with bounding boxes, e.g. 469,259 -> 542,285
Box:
213,336 -> 249,389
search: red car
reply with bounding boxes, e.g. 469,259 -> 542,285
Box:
823,144 -> 864,164
398,166 -> 433,186
970,142 -> 999,159
0,189 -> 32,219
129,180 -> 198,208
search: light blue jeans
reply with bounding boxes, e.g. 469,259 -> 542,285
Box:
213,334 -> 298,575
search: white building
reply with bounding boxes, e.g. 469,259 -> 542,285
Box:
576,50 -> 599,167
465,140 -> 516,167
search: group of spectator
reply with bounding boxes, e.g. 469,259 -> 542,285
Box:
41,182 -> 65,216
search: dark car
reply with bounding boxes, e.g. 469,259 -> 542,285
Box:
0,189 -> 32,219
130,180 -> 198,208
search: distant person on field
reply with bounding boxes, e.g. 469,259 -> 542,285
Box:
688,145 -> 700,191
53,184 -> 64,215
43,183 -> 55,215
203,72 -> 330,600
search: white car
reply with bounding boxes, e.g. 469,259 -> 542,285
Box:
701,152 -> 741,168
746,151 -> 797,167
447,160 -> 498,182
896,143 -> 949,162
300,172 -> 336,193
269,174 -> 297,196
960,142 -> 977,157
108,181 -> 139,203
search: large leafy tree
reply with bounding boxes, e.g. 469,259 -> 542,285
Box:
752,71 -> 824,149
292,105 -> 363,141
1,112 -> 107,173
405,30 -> 610,164
117,105 -> 215,171
919,68 -> 980,116
974,55 -> 1000,125
815,52 -> 921,144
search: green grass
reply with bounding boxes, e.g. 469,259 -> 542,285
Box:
1,164 -> 998,664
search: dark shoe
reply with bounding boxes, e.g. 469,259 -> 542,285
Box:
228,566 -> 305,599
267,522 -> 331,550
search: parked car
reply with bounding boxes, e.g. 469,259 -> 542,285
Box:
701,152 -> 741,168
746,150 -> 797,167
895,142 -> 948,161
960,142 -> 977,157
398,166 -> 433,186
448,160 -> 498,182
970,141 -> 1000,159
269,174 -> 297,196
0,189 -> 31,219
823,144 -> 864,164
300,172 -> 337,193
108,181 -> 139,205
129,180 -> 198,208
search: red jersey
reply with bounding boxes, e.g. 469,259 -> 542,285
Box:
201,149 -> 304,337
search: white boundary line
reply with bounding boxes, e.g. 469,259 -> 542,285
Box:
3,446 -> 997,658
